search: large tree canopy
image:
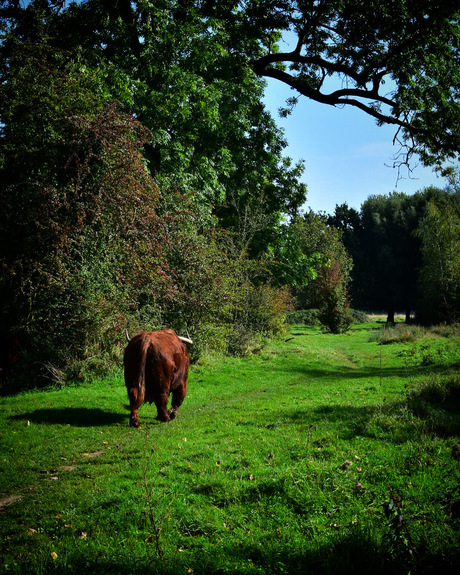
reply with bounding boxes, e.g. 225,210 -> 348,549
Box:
245,0 -> 460,170
3,1 -> 458,178
0,0 -> 314,386
0,0 -> 307,238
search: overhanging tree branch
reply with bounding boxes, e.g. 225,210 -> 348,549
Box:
249,0 -> 460,169
253,52 -> 413,131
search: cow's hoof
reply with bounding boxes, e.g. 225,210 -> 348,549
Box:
129,418 -> 140,428
168,409 -> 177,420
156,414 -> 170,423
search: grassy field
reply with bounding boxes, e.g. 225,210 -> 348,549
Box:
1,320 -> 459,574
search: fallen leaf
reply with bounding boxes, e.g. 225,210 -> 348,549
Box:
50,476 -> 59,481
28,528 -> 37,534
51,552 -> 58,560
356,482 -> 364,491
339,460 -> 353,471
80,532 -> 87,539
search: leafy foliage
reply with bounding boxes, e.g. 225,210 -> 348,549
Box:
0,45 -> 170,381
0,1 -> 313,385
287,212 -> 353,333
416,197 -> 460,324
248,0 -> 460,170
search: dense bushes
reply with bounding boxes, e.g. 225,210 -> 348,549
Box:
287,212 -> 354,334
0,5 -> 307,389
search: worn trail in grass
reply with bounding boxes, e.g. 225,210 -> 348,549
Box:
1,322 -> 460,574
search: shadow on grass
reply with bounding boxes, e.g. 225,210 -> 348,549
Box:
10,407 -> 126,427
8,537 -> 460,575
215,535 -> 460,575
287,386 -> 460,439
271,361 -> 450,382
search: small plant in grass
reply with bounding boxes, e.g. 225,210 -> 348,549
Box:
404,372 -> 460,435
285,308 -> 321,325
349,308 -> 370,324
117,430 -> 170,574
382,492 -> 416,570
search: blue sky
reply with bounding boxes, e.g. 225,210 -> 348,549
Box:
263,78 -> 447,215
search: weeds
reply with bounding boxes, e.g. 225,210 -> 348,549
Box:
117,429 -> 170,574
373,323 -> 427,345
382,492 -> 416,571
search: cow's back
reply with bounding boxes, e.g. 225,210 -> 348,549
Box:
145,330 -> 189,390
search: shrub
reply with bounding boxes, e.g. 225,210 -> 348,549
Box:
350,309 -> 370,323
405,372 -> 460,435
375,324 -> 426,345
285,309 -> 321,325
315,256 -> 353,334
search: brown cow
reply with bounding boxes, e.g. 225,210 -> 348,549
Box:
123,329 -> 191,427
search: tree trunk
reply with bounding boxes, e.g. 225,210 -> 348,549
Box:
405,307 -> 411,323
387,308 -> 395,324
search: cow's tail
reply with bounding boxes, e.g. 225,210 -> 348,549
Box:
122,338 -> 148,411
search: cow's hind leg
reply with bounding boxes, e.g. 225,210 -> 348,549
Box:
155,400 -> 170,422
169,385 -> 187,420
129,409 -> 140,428
153,389 -> 170,422
127,387 -> 141,427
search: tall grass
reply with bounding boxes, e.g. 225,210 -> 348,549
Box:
0,321 -> 459,574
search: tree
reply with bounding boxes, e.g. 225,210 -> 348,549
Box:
328,188 -> 460,323
0,43 -> 170,380
352,192 -> 426,322
285,212 -> 353,333
246,0 -> 460,171
0,0 -> 309,384
416,198 -> 460,324
38,0 -> 308,238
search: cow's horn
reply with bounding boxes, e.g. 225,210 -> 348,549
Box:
125,329 -> 131,343
178,335 -> 193,345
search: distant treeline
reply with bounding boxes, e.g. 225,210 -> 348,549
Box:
326,188 -> 460,325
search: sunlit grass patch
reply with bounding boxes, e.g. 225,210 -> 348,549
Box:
372,323 -> 427,344
1,321 -> 459,574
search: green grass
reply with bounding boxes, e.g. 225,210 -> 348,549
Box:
1,321 -> 460,574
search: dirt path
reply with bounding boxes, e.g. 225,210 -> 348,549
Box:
0,451 -> 103,510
